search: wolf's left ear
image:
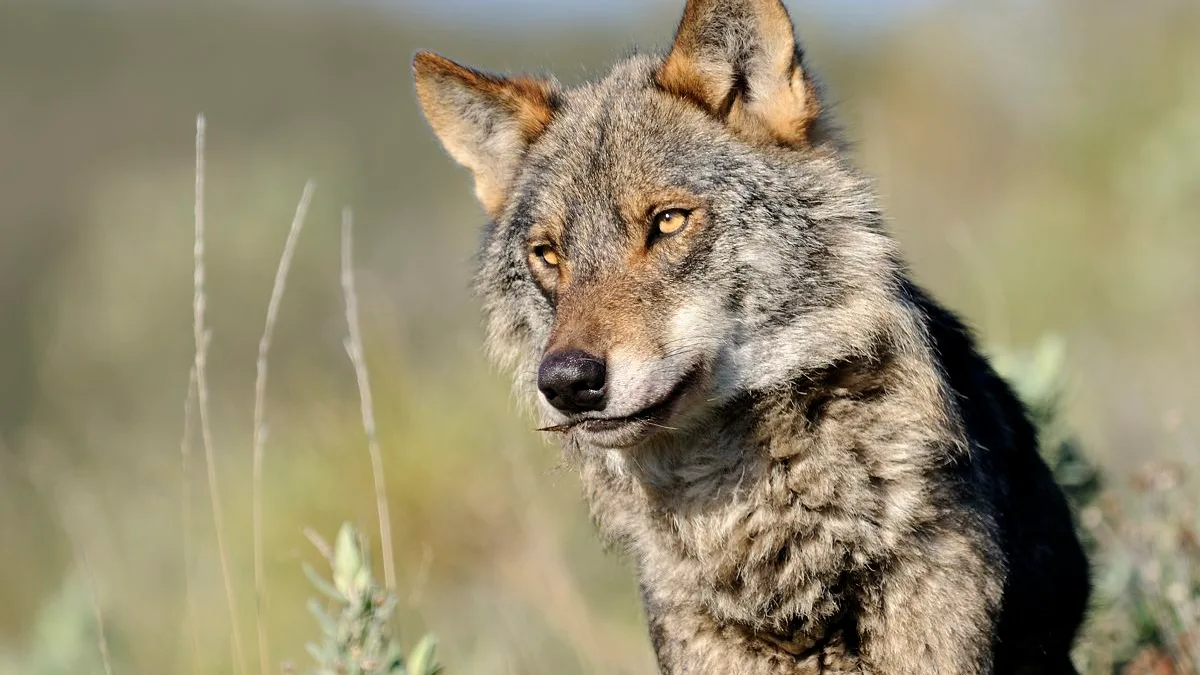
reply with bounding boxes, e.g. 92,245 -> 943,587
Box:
413,51 -> 560,217
658,0 -> 821,146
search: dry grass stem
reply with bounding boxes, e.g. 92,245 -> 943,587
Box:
180,366 -> 202,675
194,113 -> 248,675
339,206 -> 396,592
251,179 -> 315,675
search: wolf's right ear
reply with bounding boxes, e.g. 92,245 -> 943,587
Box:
658,0 -> 821,146
413,51 -> 559,217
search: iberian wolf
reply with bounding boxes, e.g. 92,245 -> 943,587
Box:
413,1 -> 1091,672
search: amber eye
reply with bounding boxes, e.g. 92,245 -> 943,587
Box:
531,243 -> 559,267
653,209 -> 691,237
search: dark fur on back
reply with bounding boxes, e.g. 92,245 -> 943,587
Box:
412,2 -> 1090,672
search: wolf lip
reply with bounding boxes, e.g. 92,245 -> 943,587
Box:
574,366 -> 701,435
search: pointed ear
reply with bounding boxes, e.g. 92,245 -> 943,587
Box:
658,0 -> 821,146
412,51 -> 560,217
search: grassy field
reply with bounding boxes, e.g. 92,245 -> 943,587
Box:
0,1 -> 1196,673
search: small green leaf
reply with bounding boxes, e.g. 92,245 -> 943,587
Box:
307,598 -> 338,637
333,524 -> 367,597
303,562 -> 348,603
305,642 -> 326,664
406,635 -> 440,675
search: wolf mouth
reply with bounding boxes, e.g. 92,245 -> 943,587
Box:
574,365 -> 702,434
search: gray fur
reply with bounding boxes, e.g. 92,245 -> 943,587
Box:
413,3 -> 1090,673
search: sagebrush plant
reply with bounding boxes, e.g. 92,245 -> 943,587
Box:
298,524 -> 440,675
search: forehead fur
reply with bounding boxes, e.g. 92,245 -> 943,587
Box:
509,54 -> 849,211
519,55 -> 721,200
504,54 -> 847,239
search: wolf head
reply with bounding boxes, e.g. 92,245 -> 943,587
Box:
414,0 -> 906,450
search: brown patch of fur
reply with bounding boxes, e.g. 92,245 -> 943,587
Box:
545,272 -> 660,360
657,52 -> 725,112
729,68 -> 822,146
502,76 -> 558,141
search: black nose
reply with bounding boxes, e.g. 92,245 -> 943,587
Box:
537,349 -> 607,413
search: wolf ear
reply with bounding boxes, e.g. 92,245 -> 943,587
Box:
413,51 -> 559,217
658,0 -> 821,146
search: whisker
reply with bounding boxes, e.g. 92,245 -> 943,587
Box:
660,347 -> 702,360
658,334 -> 723,349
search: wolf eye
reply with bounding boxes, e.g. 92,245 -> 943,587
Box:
652,209 -> 691,237
531,243 -> 559,267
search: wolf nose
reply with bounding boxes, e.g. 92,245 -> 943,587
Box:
537,349 -> 607,413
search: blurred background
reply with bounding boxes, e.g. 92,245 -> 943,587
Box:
0,0 -> 1197,673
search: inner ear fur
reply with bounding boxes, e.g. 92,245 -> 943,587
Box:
657,0 -> 822,146
412,51 -> 559,216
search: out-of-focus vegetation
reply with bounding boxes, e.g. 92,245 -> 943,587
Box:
994,338 -> 1198,673
0,1 -> 1196,673
300,523 -> 440,675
